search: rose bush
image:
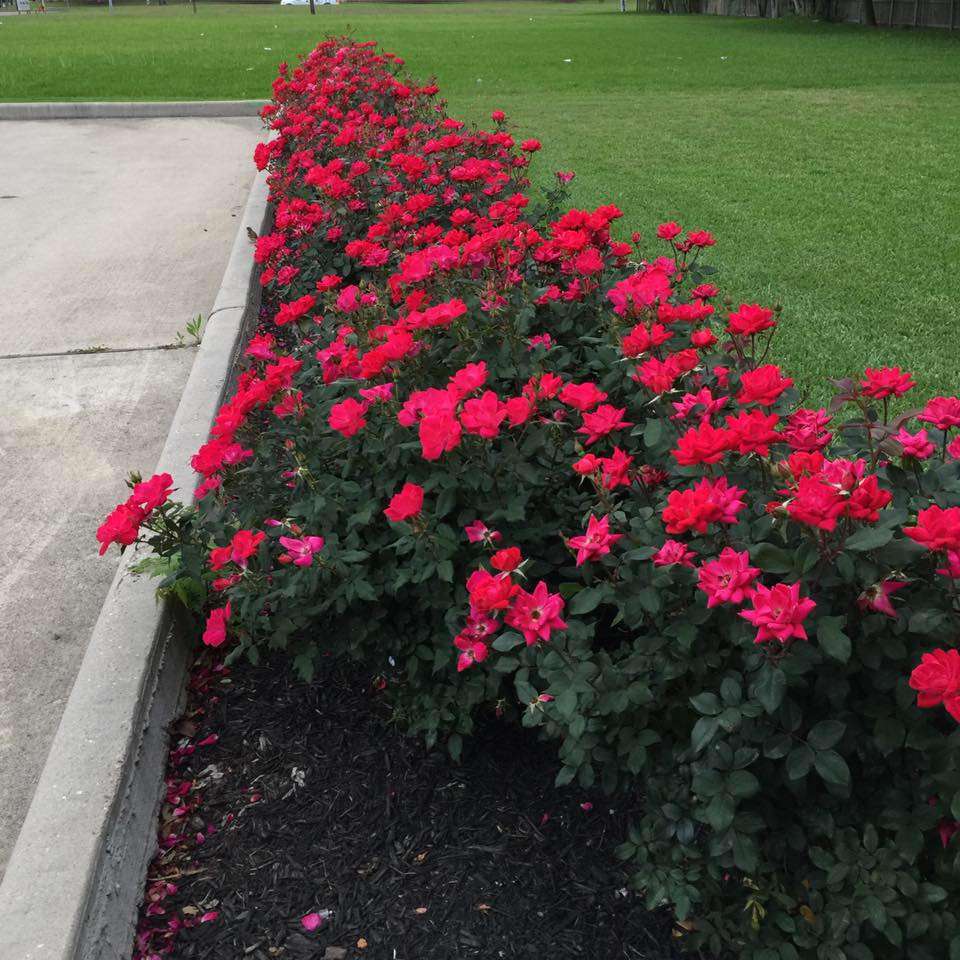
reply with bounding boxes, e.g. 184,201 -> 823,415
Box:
100,39 -> 960,959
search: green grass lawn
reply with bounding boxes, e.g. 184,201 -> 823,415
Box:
3,2 -> 959,399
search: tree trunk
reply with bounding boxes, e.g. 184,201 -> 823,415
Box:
862,0 -> 877,23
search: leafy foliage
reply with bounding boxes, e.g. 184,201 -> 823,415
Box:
101,40 -> 960,959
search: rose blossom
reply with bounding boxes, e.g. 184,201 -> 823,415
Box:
567,515 -> 623,567
697,548 -> 760,607
740,582 -> 816,645
384,483 -> 425,523
505,581 -> 567,645
653,540 -> 696,568
910,649 -> 960,721
904,506 -> 960,552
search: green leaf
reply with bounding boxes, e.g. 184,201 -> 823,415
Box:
808,845 -> 833,870
636,587 -> 661,614
492,632 -> 524,652
718,706 -> 741,732
836,552 -> 856,582
896,826 -> 923,864
862,895 -> 886,931
726,770 -> 760,798
786,744 -> 814,780
436,559 -> 454,583
704,793 -> 735,831
883,918 -> 902,948
807,719 -> 845,751
733,833 -> 758,872
826,863 -> 850,886
763,733 -> 792,759
817,617 -> 852,663
643,418 -> 663,448
556,688 -> 578,719
435,486 -> 457,519
689,692 -> 721,716
337,549 -> 370,563
753,665 -> 787,714
691,716 -> 719,754
555,764 -> 576,787
515,679 -> 537,703
692,769 -> 724,797
921,882 -> 948,904
908,609 -> 946,635
749,542 -> 795,574
292,652 -> 315,682
844,525 -> 893,552
814,749 -> 851,787
906,912 -> 929,940
720,677 -> 741,705
570,586 -> 604,615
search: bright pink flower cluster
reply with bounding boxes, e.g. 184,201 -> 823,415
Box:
96,473 -> 173,555
102,39 -> 960,736
454,531 -> 565,670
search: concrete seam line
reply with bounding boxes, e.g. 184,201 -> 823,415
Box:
0,101 -> 267,121
204,303 -> 247,325
0,343 -> 198,361
0,169 -> 271,960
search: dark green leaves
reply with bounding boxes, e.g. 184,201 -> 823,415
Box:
690,692 -> 721,715
807,719 -> 845,751
813,749 -> 850,787
786,744 -> 815,780
844,525 -> 893,552
726,769 -> 760,798
817,616 -> 852,663
569,586 -> 606,615
749,542 -> 796,574
703,793 -> 735,831
752,664 -> 787,714
691,716 -> 720,755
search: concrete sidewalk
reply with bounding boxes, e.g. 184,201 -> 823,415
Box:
0,116 -> 263,876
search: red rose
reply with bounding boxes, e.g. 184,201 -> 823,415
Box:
727,303 -> 776,337
737,365 -> 793,407
656,221 -> 682,241
384,482 -> 425,523
910,649 -> 960,721
491,547 -> 523,572
904,506 -> 960,552
860,366 -> 915,400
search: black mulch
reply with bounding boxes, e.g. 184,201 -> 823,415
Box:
139,654 -> 684,960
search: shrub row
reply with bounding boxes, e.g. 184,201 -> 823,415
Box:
100,39 -> 960,959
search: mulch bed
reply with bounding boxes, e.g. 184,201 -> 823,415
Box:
135,653 -> 683,960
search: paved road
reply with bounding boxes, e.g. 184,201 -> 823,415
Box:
0,116 -> 263,876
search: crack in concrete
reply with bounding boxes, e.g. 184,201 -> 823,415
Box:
204,303 -> 246,323
0,303 -> 248,362
0,342 -> 198,361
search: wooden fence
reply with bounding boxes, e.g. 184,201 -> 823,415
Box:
633,0 -> 959,28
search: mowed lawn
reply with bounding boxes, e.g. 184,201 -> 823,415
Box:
3,3 -> 959,398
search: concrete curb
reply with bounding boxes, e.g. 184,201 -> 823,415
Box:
0,170 -> 271,960
0,101 -> 266,121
